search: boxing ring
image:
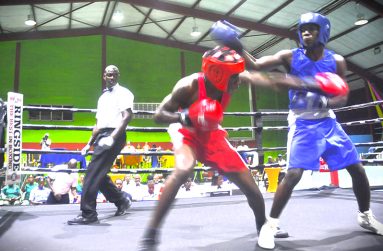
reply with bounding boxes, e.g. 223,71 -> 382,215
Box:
1,93 -> 383,250
1,189 -> 382,251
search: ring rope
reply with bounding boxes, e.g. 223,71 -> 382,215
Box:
22,116 -> 383,133
8,157 -> 383,176
340,117 -> 383,126
231,141 -> 383,153
11,163 -> 287,175
11,167 -> 211,175
22,125 -> 167,132
333,100 -> 383,112
20,149 -> 173,156
23,124 -> 266,132
21,100 -> 383,117
2,141 -> 383,156
23,106 -> 97,113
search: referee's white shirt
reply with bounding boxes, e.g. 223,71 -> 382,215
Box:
96,83 -> 134,129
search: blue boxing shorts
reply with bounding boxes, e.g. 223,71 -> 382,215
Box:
286,117 -> 360,171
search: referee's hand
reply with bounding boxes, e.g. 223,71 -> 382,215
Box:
81,144 -> 91,156
98,136 -> 114,149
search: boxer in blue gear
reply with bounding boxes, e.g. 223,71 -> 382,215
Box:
241,12 -> 383,249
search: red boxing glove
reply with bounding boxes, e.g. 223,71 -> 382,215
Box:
188,99 -> 223,131
315,72 -> 349,96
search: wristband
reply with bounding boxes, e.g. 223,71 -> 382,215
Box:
179,110 -> 192,126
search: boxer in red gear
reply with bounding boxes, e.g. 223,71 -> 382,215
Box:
188,98 -> 224,131
138,46 -> 339,251
175,73 -> 247,173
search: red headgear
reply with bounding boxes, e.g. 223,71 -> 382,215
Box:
202,46 -> 245,92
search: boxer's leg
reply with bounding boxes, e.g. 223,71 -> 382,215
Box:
139,144 -> 196,250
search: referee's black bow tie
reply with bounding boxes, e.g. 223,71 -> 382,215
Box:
103,86 -> 114,92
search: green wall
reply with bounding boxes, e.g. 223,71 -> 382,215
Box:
1,35 -> 264,145
255,87 -> 289,158
0,42 -> 15,97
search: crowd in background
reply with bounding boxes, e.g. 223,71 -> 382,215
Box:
1,137 -> 288,207
0,171 -> 234,206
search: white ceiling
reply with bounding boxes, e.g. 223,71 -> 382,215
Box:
0,0 -> 382,91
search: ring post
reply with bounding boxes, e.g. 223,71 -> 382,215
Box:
6,92 -> 23,184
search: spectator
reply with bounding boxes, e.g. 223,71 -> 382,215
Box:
368,147 -> 376,153
319,157 -> 329,172
29,177 -> 50,205
40,133 -> 51,151
129,174 -> 145,201
216,175 -> 227,189
118,141 -> 137,168
46,159 -> 79,204
266,156 -> 275,165
122,174 -> 131,186
122,174 -> 134,192
0,182 -> 22,206
115,178 -> 132,202
142,142 -> 151,167
142,180 -> 158,201
150,144 -> 159,168
176,177 -> 202,199
143,142 -> 150,152
122,141 -> 136,152
21,175 -> 37,205
76,174 -> 85,195
153,174 -> 165,194
236,140 -> 249,164
277,154 -> 286,166
247,150 -> 259,168
153,174 -> 164,185
75,174 -> 85,203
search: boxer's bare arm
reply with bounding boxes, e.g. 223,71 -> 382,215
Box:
154,75 -> 197,125
239,71 -> 316,92
243,49 -> 292,72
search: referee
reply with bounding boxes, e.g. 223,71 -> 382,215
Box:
68,65 -> 134,225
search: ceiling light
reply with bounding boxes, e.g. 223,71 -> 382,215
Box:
190,18 -> 201,37
354,3 -> 368,26
25,15 -> 36,26
112,11 -> 124,22
354,14 -> 368,26
190,26 -> 201,37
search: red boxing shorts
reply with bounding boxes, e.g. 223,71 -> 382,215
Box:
168,123 -> 248,173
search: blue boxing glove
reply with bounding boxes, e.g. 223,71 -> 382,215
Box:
210,20 -> 243,53
290,91 -> 328,110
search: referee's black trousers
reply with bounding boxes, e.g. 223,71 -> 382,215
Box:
80,129 -> 126,218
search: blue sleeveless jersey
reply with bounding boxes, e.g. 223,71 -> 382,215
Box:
289,48 -> 336,112
290,48 -> 336,80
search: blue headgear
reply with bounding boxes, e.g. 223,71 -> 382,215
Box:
298,12 -> 330,47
